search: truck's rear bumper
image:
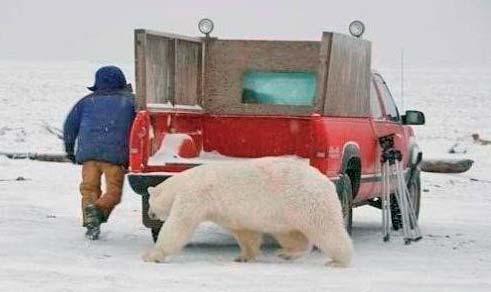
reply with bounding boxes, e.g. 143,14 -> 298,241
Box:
127,174 -> 172,195
128,174 -> 172,229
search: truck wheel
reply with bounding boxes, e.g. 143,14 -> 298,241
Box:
337,175 -> 354,235
391,170 -> 421,230
151,226 -> 162,243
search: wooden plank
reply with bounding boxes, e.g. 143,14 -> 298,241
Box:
420,159 -> 474,173
146,103 -> 205,113
0,152 -> 70,163
168,38 -> 175,104
317,32 -> 332,115
198,41 -> 205,105
204,39 -> 321,116
134,30 -> 147,110
145,34 -> 172,104
321,32 -> 371,117
175,39 -> 201,105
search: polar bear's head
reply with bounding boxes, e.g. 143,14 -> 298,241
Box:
147,180 -> 178,221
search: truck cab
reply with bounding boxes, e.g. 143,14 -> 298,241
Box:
127,27 -> 424,240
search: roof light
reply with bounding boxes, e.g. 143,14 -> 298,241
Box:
198,18 -> 214,37
349,20 -> 365,38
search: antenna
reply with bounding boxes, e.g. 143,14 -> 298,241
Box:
400,48 -> 405,111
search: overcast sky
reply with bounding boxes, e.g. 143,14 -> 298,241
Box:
1,0 -> 490,67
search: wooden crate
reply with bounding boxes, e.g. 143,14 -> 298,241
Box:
134,29 -> 371,117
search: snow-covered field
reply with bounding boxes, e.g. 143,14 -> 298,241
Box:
1,61 -> 490,291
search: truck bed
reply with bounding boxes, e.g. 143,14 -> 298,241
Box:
129,110 -> 315,173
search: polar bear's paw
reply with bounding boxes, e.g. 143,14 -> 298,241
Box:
276,249 -> 304,261
234,255 -> 257,263
142,248 -> 167,263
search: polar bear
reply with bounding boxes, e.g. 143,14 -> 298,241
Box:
142,157 -> 353,267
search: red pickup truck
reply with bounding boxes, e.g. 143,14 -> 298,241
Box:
127,27 -> 425,241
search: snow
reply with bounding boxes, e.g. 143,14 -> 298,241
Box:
1,61 -> 491,291
148,133 -> 195,165
147,102 -> 204,112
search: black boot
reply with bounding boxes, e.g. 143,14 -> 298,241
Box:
84,204 -> 105,240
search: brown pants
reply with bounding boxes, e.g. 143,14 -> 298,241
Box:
80,161 -> 125,226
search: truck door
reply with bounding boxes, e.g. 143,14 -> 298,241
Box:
357,77 -> 385,197
371,73 -> 410,175
134,30 -> 203,110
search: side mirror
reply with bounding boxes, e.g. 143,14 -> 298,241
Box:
402,110 -> 425,125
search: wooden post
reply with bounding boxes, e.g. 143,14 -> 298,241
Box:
420,159 -> 474,173
134,29 -> 147,111
317,32 -> 333,115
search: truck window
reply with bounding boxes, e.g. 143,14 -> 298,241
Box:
370,80 -> 383,119
242,72 -> 316,106
374,74 -> 400,122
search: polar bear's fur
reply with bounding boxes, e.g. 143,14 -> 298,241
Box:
143,157 -> 353,267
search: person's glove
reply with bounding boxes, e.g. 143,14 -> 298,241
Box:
66,153 -> 76,164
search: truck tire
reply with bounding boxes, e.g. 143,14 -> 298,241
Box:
151,226 -> 162,243
391,170 -> 421,230
336,175 -> 354,235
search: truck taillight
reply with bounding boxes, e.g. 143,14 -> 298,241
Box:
129,111 -> 151,172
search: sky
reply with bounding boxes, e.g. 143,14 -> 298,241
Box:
1,0 -> 490,68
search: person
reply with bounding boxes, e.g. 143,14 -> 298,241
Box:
63,66 -> 136,240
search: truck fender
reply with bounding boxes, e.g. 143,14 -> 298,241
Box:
407,141 -> 423,183
408,140 -> 423,169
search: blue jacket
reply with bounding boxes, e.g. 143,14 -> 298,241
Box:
63,66 -> 136,166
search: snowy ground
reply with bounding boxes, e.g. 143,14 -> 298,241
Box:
1,61 -> 491,291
